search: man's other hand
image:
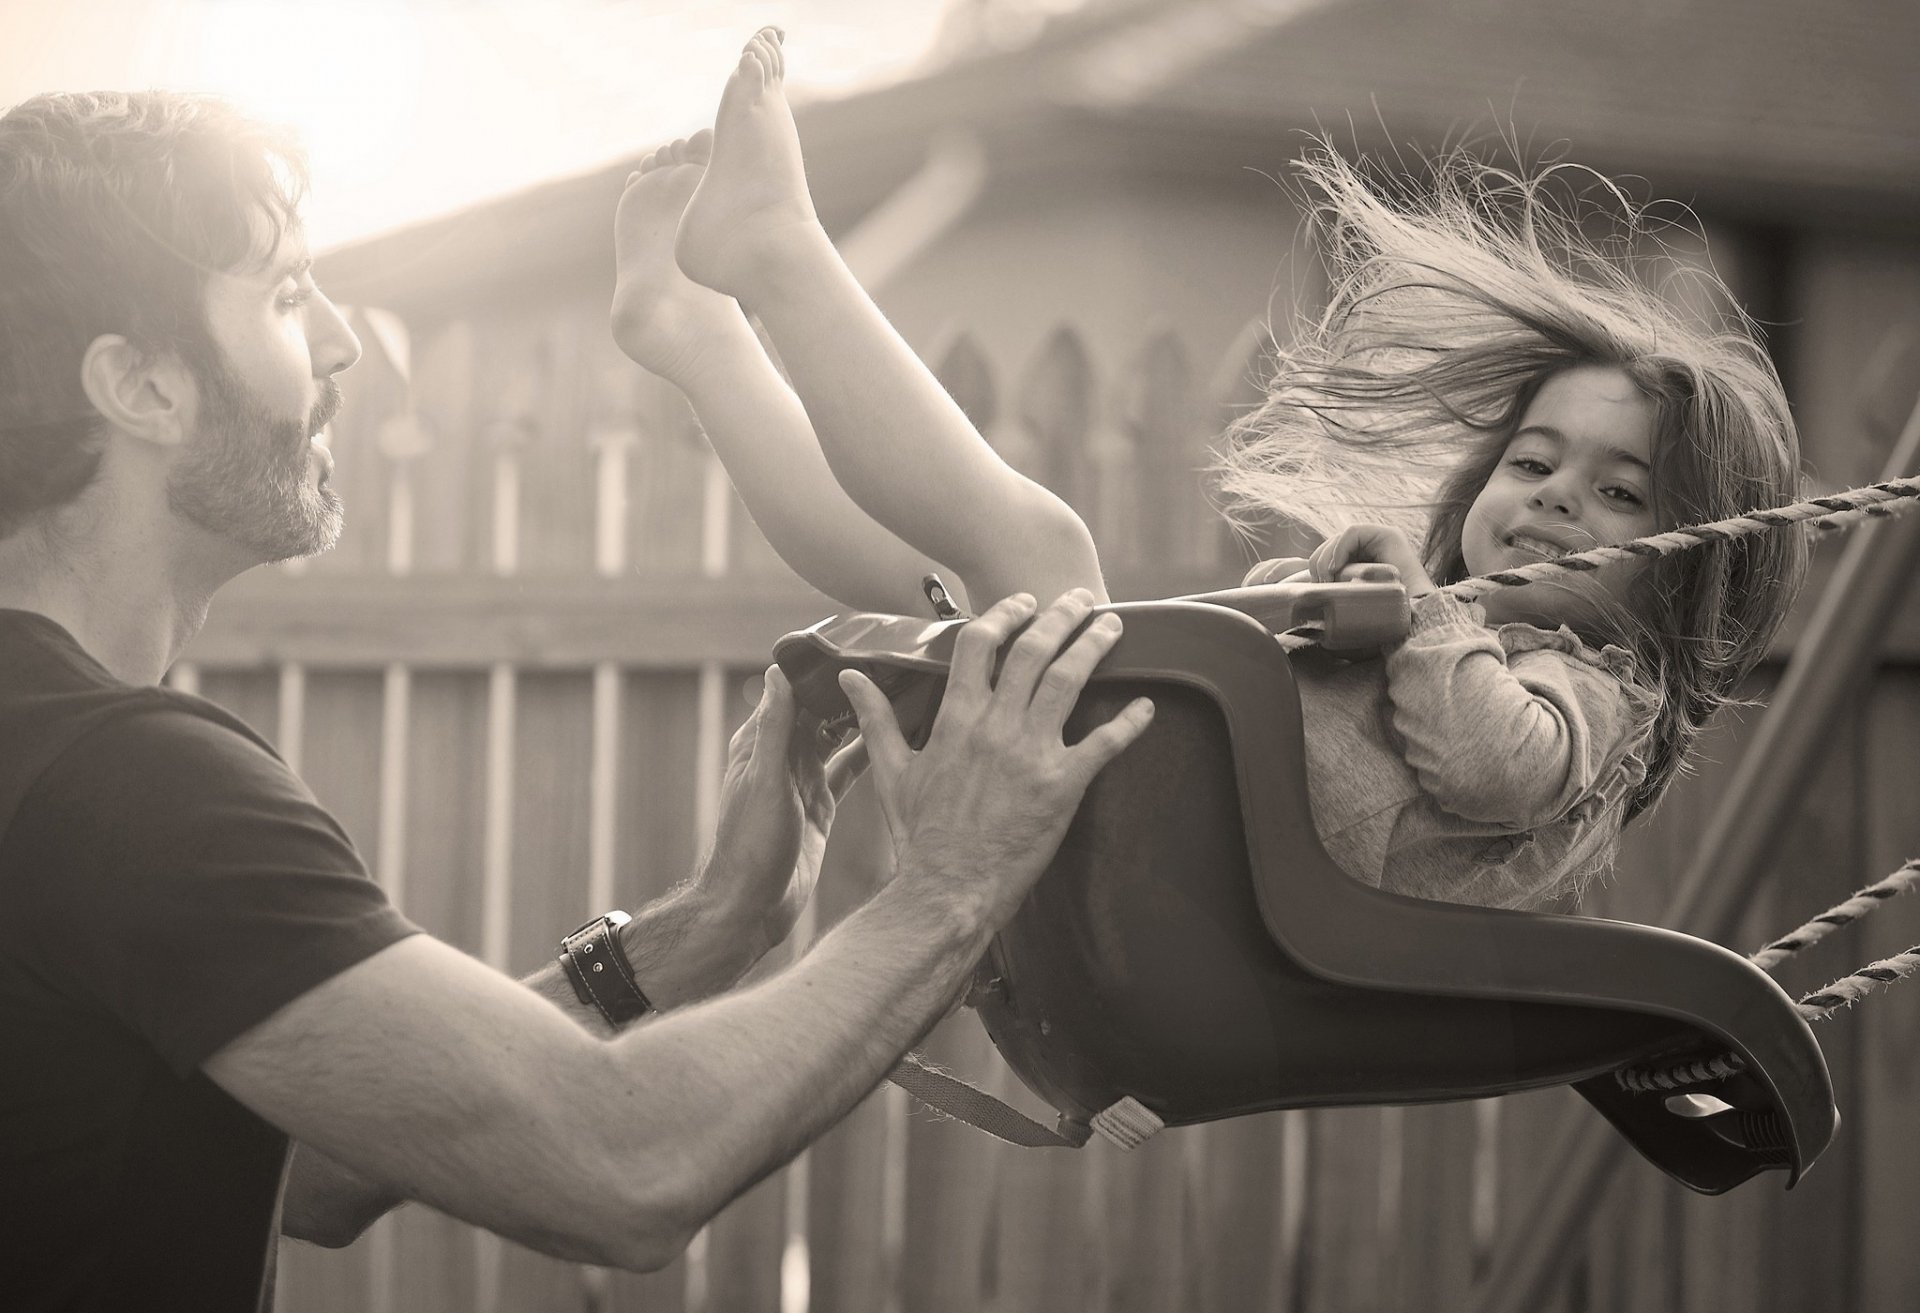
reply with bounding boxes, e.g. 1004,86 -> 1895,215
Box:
702,665 -> 862,957
838,589 -> 1154,931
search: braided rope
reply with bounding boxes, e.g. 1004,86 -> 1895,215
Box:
1439,475 -> 1920,604
1269,479 -> 1920,651
1616,860 -> 1920,1092
1618,945 -> 1920,1093
1797,945 -> 1920,1017
1749,860 -> 1920,972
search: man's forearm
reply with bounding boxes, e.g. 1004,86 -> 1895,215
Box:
284,873 -> 776,1244
579,859 -> 997,1243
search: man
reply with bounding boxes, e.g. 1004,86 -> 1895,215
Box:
0,91 -> 1155,1310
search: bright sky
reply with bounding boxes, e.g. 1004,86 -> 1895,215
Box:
0,0 -> 1024,250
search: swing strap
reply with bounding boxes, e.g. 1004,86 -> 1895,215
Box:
888,1053 -> 1090,1147
888,1054 -> 1166,1149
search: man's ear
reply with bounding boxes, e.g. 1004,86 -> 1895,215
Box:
78,334 -> 194,448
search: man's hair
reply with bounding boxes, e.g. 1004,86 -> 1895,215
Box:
1214,145 -> 1807,819
0,91 -> 308,538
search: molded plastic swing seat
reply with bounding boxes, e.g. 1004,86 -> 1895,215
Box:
773,599 -> 1837,1194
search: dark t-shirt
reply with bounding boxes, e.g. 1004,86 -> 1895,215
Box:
0,610 -> 420,1311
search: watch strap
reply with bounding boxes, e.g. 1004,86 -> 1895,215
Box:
559,911 -> 652,1026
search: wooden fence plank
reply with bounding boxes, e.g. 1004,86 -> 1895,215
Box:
703,669 -> 793,1313
1185,1110 -> 1296,1313
604,668 -> 703,1313
1017,324 -> 1096,522
1203,320 -> 1302,575
184,548 -> 1920,671
898,1013 -> 1002,1313
313,305 -> 410,576
377,671 -> 489,1312
1117,329 -> 1197,574
1748,688 -> 1866,1313
518,314 -> 598,577
1300,1106 -> 1385,1313
496,671 -> 599,1309
1392,1101 -> 1479,1312
990,1117 -> 1098,1312
629,372 -> 712,577
408,317 -> 480,574
804,779 -> 902,1313
271,669 -> 387,1312
1859,669 -> 1920,1313
1080,1130 -> 1188,1312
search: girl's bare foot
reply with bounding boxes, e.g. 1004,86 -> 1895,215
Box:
675,27 -> 824,302
611,131 -> 748,385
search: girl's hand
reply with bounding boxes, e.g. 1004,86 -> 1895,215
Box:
1308,525 -> 1436,596
1242,556 -> 1311,587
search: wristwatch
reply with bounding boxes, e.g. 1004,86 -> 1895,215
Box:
558,910 -> 653,1027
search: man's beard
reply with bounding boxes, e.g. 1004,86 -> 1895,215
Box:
167,352 -> 344,563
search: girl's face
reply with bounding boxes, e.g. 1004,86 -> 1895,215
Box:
1460,364 -> 1659,626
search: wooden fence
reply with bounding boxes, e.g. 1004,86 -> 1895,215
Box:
178,297 -> 1920,1313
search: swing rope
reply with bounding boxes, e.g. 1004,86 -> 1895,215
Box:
1439,474 -> 1920,605
1616,861 -> 1920,1092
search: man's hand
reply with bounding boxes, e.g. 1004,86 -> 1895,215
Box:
838,589 -> 1155,931
699,666 -> 863,958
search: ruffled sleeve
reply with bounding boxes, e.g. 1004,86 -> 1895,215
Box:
1382,592 -> 1657,828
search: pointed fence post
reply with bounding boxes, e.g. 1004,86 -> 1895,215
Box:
1017,325 -> 1096,519
1208,320 -> 1311,571
1114,328 -> 1199,574
931,328 -> 1001,451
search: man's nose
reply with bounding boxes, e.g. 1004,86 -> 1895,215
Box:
315,294 -> 363,378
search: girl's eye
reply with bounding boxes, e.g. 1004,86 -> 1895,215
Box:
1508,456 -> 1551,475
277,287 -> 314,312
1602,485 -> 1646,508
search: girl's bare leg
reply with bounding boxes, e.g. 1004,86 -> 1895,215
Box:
612,131 -> 945,616
674,28 -> 1107,609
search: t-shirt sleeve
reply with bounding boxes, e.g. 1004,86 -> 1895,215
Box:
2,705 -> 420,1076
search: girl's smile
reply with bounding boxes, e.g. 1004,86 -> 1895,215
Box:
1464,363 -> 1659,581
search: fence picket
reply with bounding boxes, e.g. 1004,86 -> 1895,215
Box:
898,1013 -> 1002,1313
271,669 -> 388,1311
602,668 -> 703,1313
1016,324 -> 1095,519
1859,670 -> 1920,1313
1117,329 -> 1197,574
1186,1109 -> 1297,1313
802,779 -> 901,1313
496,672 -> 600,1308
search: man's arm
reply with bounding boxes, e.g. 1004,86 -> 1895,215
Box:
283,665 -> 856,1247
227,592 -> 1150,1269
281,878 -> 758,1246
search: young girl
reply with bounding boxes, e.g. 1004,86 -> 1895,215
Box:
611,28 -> 1807,911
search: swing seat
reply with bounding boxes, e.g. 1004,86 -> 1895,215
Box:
773,599 -> 1837,1194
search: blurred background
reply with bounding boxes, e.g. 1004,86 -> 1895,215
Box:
6,2 -> 1917,1310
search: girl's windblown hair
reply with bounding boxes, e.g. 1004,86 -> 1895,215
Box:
1215,144 -> 1807,818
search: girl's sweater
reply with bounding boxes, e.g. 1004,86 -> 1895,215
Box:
1295,592 -> 1658,910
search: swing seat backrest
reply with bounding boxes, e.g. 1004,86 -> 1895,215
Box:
774,600 -> 1836,1194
